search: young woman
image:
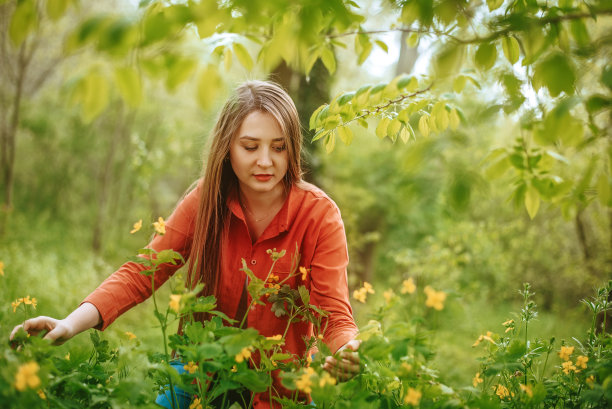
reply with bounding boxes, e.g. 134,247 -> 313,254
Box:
10,80 -> 360,408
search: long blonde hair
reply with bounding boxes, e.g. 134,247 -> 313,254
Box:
187,80 -> 303,296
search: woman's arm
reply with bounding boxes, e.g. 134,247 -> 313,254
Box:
9,302 -> 101,346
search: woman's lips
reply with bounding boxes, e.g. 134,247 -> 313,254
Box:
254,174 -> 273,181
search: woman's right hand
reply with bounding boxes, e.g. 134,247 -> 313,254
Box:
10,316 -> 76,346
9,302 -> 101,347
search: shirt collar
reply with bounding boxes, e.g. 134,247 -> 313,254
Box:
226,184 -> 298,236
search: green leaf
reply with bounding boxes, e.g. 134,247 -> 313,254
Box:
387,118 -> 402,141
320,47 -> 336,74
9,0 -> 37,47
601,66 -> 612,91
570,19 -> 590,47
418,114 -> 430,137
487,0 -> 504,11
434,44 -> 465,78
475,42 -> 497,71
535,53 -> 575,97
376,117 -> 391,139
525,184 -> 540,219
234,370 -> 270,393
81,73 -> 110,123
502,36 -> 520,64
406,32 -> 419,47
196,65 -> 223,111
311,129 -> 329,142
47,0 -> 70,21
399,123 -> 414,143
298,285 -> 310,306
375,40 -> 388,53
166,57 -> 197,91
325,130 -> 336,153
114,66 -> 142,108
336,125 -> 353,145
453,75 -> 467,93
586,95 -> 611,114
233,43 -> 253,71
309,105 -> 326,130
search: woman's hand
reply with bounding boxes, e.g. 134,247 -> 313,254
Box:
10,316 -> 76,346
9,302 -> 101,347
322,339 -> 361,382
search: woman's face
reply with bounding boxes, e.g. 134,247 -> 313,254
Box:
229,110 -> 289,198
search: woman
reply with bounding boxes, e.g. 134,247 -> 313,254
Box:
10,80 -> 360,408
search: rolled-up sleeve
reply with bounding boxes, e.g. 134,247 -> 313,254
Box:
82,184 -> 200,330
309,201 -> 358,353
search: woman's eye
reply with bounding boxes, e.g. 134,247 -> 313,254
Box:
273,145 -> 286,152
244,146 -> 257,151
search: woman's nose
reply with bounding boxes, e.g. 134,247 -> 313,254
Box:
256,149 -> 272,167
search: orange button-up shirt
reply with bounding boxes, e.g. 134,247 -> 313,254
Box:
83,180 -> 358,408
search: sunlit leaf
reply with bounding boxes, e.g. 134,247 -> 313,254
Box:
475,42 -> 497,71
453,75 -> 467,93
166,57 -> 197,91
534,53 -> 575,97
47,0 -> 70,21
501,36 -> 520,65
337,125 -> 353,145
434,44 -> 465,78
570,19 -> 590,47
387,118 -> 402,142
114,66 -> 142,108
449,108 -> 460,130
487,0 -> 504,11
418,114 -> 430,137
406,32 -> 419,47
9,0 -> 37,47
325,130 -> 336,153
376,117 -> 390,139
196,65 -> 222,111
320,46 -> 336,74
233,43 -> 254,71
82,72 -> 110,123
525,184 -> 540,219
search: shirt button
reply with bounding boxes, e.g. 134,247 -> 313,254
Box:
251,260 -> 256,265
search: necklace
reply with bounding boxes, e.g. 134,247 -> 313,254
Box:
242,203 -> 273,222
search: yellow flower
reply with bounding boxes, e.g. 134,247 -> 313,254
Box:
424,286 -> 446,310
559,346 -> 574,361
153,217 -> 166,235
169,294 -> 181,313
266,334 -> 283,341
22,296 -> 37,309
502,319 -> 514,326
472,331 -> 495,347
494,384 -> 510,399
562,361 -> 577,374
295,367 -> 315,394
472,372 -> 483,387
403,387 -> 421,406
401,362 -> 412,373
268,274 -> 280,282
576,355 -> 588,369
0,261 -> 4,276
363,282 -> 375,294
15,361 -> 41,391
401,278 -> 416,294
189,397 -> 202,409
383,289 -> 395,304
299,266 -> 309,281
353,288 -> 367,303
37,389 -> 46,400
183,361 -> 198,374
130,219 -> 143,234
231,365 -> 237,372
319,371 -> 336,387
125,331 -> 137,340
520,383 -> 533,397
11,299 -> 22,312
586,375 -> 595,385
235,346 -> 253,363
65,353 -> 70,360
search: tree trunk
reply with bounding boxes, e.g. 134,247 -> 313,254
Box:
92,104 -> 131,253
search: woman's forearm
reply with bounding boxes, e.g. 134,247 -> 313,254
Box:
64,302 -> 102,336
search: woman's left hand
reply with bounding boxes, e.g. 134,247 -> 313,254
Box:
322,339 -> 361,382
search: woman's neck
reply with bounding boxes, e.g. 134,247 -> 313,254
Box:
238,183 -> 287,219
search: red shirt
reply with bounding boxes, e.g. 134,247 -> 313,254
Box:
83,180 -> 358,408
